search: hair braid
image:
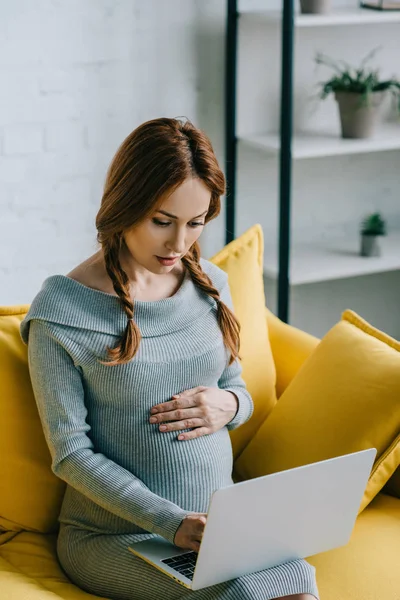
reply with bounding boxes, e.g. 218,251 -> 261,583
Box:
182,243 -> 241,366
99,236 -> 142,366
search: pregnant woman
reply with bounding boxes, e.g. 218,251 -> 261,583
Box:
20,117 -> 319,600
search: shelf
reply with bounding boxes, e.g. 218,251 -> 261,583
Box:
240,7 -> 400,27
240,125 -> 400,159
263,231 -> 400,285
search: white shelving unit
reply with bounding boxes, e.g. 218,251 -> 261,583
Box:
263,231 -> 400,285
240,123 -> 400,159
230,1 -> 400,336
237,2 -> 400,290
241,7 -> 400,26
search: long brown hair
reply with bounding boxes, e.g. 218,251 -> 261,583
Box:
95,117 -> 240,366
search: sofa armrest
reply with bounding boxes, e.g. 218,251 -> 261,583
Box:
265,308 -> 320,398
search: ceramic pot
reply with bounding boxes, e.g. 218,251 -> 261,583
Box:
300,0 -> 331,14
335,91 -> 386,139
361,234 -> 381,257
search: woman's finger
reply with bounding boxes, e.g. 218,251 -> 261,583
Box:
158,417 -> 204,432
151,394 -> 197,416
175,386 -> 208,398
191,540 -> 201,553
155,407 -> 203,424
178,427 -> 209,441
196,520 -> 206,535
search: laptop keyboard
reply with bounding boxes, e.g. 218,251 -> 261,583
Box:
161,551 -> 197,580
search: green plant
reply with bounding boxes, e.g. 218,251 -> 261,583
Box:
316,47 -> 400,111
361,213 -> 387,236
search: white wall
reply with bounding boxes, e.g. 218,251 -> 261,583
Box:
237,0 -> 400,338
0,0 -> 227,305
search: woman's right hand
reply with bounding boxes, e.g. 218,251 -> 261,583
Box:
174,513 -> 207,553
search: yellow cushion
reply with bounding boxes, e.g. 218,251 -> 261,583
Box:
211,224 -> 277,460
0,306 -> 65,535
265,307 -> 320,398
0,532 -> 105,599
307,492 -> 400,600
235,309 -> 400,513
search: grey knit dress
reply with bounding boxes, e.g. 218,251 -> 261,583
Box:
20,257 -> 319,600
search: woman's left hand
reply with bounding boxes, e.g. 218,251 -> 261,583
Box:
149,386 -> 238,441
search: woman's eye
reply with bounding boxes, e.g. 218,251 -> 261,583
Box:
153,219 -> 170,227
153,219 -> 204,228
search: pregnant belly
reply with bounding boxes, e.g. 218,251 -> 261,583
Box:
133,426 -> 234,513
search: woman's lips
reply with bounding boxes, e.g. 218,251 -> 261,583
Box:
156,256 -> 179,265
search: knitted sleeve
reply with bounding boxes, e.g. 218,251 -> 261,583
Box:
27,319 -> 191,545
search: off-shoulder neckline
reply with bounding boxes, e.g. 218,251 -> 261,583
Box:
49,269 -> 190,305
20,259 -> 226,341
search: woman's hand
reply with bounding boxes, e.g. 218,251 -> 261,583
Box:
149,386 -> 238,441
174,513 -> 207,553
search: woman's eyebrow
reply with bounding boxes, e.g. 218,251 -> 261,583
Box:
156,209 -> 208,220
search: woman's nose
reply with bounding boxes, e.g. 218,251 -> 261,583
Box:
168,228 -> 186,254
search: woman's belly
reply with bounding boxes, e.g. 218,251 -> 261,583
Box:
100,422 -> 235,513
86,390 -> 235,511
137,426 -> 234,510
59,425 -> 234,535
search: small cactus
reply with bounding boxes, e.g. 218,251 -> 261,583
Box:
361,212 -> 387,236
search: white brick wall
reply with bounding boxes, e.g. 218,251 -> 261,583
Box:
4,125 -> 44,155
0,0 -> 226,305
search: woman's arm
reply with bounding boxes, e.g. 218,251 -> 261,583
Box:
218,279 -> 254,431
27,320 -> 190,545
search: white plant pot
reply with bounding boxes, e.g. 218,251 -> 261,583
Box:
361,234 -> 381,257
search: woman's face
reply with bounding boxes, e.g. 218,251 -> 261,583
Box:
122,177 -> 211,276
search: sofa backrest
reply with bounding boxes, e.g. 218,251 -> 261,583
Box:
0,305 -> 66,534
210,224 -> 277,458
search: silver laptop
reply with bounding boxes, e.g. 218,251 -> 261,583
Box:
128,448 -> 376,591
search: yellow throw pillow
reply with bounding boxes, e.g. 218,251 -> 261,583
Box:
211,224 -> 277,460
0,306 -> 66,534
235,309 -> 400,513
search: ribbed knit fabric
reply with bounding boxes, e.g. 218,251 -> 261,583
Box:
20,257 -> 319,600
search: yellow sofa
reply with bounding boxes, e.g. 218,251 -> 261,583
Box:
1,224 -> 399,600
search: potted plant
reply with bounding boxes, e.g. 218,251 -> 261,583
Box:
360,212 -> 387,257
316,48 -> 400,139
300,0 -> 331,14
361,1 -> 400,10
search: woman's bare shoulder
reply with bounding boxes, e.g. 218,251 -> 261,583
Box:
66,252 -> 115,295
